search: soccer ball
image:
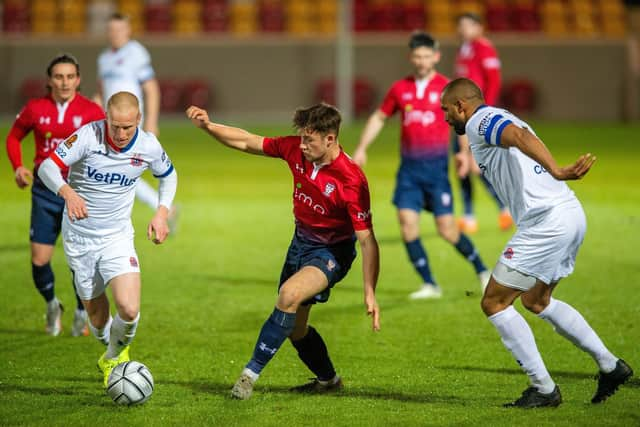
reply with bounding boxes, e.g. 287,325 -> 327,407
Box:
106,361 -> 154,405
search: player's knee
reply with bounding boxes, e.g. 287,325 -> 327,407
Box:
117,304 -> 140,322
521,293 -> 549,314
277,288 -> 303,312
437,225 -> 457,243
31,254 -> 51,266
399,222 -> 419,241
480,294 -> 508,317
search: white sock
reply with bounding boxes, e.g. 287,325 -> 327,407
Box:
89,315 -> 112,346
106,313 -> 139,359
489,306 -> 556,394
242,367 -> 259,383
538,298 -> 618,373
135,179 -> 159,209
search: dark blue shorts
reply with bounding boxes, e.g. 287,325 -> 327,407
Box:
30,178 -> 65,245
392,159 -> 454,217
278,231 -> 357,305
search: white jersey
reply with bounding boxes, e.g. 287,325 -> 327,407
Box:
51,120 -> 174,237
97,40 -> 155,111
465,105 -> 576,226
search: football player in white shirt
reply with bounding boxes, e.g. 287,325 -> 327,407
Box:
440,78 -> 632,408
94,13 -> 179,228
38,92 -> 177,387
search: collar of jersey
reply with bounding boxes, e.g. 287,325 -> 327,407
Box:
106,127 -> 139,153
472,104 -> 489,115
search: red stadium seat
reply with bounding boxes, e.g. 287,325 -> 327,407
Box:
3,0 -> 29,33
501,79 -> 537,113
159,79 -> 183,113
145,2 -> 172,33
512,2 -> 540,32
259,0 -> 285,32
486,2 -> 511,32
203,0 -> 227,32
19,78 -> 48,103
181,80 -> 212,110
353,0 -> 370,32
400,1 -> 425,31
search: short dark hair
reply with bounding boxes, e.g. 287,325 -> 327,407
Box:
457,12 -> 482,25
292,103 -> 341,137
46,53 -> 80,77
109,12 -> 129,22
408,31 -> 439,50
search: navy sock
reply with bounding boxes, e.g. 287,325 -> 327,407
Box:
454,234 -> 486,273
404,239 -> 436,285
460,175 -> 474,216
291,326 -> 336,381
32,263 -> 55,303
246,307 -> 296,375
480,174 -> 505,210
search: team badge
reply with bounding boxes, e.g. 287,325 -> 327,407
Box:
64,134 -> 78,148
503,247 -> 514,260
129,257 -> 138,267
130,154 -> 143,167
323,182 -> 336,197
326,259 -> 336,271
73,115 -> 83,128
429,91 -> 439,104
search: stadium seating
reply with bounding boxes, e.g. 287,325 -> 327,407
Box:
0,1 -> 631,39
158,79 -> 212,112
501,78 -> 537,114
202,0 -> 227,32
3,0 -> 30,33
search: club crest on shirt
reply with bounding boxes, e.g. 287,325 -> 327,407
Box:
64,134 -> 78,148
130,154 -> 143,167
503,247 -> 514,260
73,115 -> 83,128
129,257 -> 138,267
402,92 -> 413,101
429,91 -> 439,104
323,182 -> 336,197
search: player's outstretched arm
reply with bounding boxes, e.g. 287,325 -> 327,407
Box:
355,228 -> 380,331
353,110 -> 387,167
186,106 -> 265,155
499,124 -> 596,180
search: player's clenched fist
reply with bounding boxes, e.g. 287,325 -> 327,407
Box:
58,184 -> 88,221
14,166 -> 33,189
186,106 -> 210,129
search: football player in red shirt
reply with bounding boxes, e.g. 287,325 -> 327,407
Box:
454,12 -> 513,233
187,103 -> 380,400
353,32 -> 490,300
5,54 -> 105,336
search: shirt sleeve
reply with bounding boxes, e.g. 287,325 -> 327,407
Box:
262,136 -> 298,159
6,104 -> 33,170
134,43 -> 156,84
378,84 -> 399,117
149,139 -> 175,178
478,43 -> 502,106
477,111 -> 512,146
50,126 -> 89,167
345,178 -> 373,231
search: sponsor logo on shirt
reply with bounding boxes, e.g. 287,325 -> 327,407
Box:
64,134 -> 78,148
86,166 -> 137,186
403,109 -> 436,126
356,210 -> 371,221
533,164 -> 548,175
39,116 -> 51,125
294,187 -> 326,215
478,113 -> 494,136
323,182 -> 336,197
503,247 -> 514,259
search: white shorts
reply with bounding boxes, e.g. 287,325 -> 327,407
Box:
62,229 -> 140,300
496,199 -> 586,289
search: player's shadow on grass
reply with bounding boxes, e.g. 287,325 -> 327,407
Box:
438,365 -> 640,388
163,379 -> 466,404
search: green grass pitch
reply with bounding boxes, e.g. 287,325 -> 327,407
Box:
0,119 -> 638,426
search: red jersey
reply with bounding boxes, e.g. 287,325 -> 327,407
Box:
263,136 -> 373,245
454,37 -> 502,106
379,73 -> 451,161
6,93 -> 105,177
